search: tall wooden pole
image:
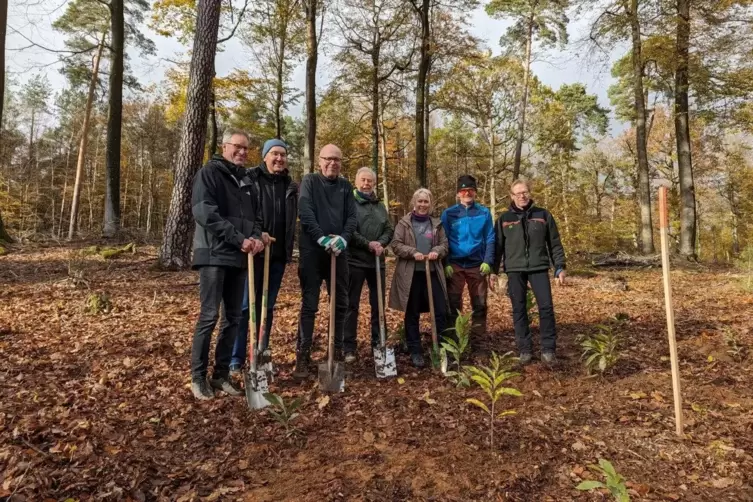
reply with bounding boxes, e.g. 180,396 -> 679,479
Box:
659,186 -> 683,436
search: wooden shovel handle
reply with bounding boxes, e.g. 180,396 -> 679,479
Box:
659,186 -> 668,230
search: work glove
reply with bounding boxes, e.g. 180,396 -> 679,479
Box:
444,265 -> 454,279
317,236 -> 333,250
480,263 -> 492,276
329,235 -> 347,256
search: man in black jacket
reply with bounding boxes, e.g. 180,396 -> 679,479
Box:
294,144 -> 358,378
492,179 -> 566,365
190,128 -> 264,400
344,167 -> 394,362
230,139 -> 298,372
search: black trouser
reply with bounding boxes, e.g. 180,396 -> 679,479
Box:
344,264 -> 385,352
296,248 -> 349,354
191,266 -> 246,380
405,271 -> 447,354
507,271 -> 557,353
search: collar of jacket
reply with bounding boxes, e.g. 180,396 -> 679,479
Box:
400,212 -> 439,228
353,189 -> 379,204
509,200 -> 534,214
257,161 -> 291,182
210,154 -> 247,182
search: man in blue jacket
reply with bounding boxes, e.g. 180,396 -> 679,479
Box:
441,174 -> 495,339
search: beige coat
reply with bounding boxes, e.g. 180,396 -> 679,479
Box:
388,213 -> 449,312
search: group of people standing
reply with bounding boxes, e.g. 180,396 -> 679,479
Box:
188,129 -> 567,401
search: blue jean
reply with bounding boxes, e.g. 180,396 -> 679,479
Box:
231,257 -> 286,367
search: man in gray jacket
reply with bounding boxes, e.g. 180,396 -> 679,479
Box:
344,167 -> 393,362
190,128 -> 263,400
294,144 -> 358,378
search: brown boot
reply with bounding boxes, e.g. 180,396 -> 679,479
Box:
293,350 -> 310,379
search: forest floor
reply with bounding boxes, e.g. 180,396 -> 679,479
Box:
1,243 -> 752,502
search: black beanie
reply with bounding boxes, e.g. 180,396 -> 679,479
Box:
457,174 -> 477,192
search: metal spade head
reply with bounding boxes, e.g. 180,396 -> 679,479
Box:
318,361 -> 345,393
373,345 -> 397,379
244,366 -> 271,410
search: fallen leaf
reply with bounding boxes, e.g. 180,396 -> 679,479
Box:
397,377 -> 405,385
421,391 -> 436,405
362,431 -> 375,444
711,477 -> 735,489
571,441 -> 587,452
317,395 -> 330,409
629,391 -> 647,400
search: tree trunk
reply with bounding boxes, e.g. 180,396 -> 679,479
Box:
0,0 -> 6,128
629,0 -> 654,254
208,82 -> 218,155
103,0 -> 124,238
378,106 -> 389,209
488,118 -> 496,213
0,209 -> 10,242
275,34 -> 287,140
146,153 -> 154,236
675,0 -> 695,258
512,15 -> 533,180
159,0 -> 223,269
414,0 -> 430,188
137,137 -> 144,229
122,152 -> 130,227
302,0 -> 318,175
371,54 -> 380,177
69,33 -> 106,240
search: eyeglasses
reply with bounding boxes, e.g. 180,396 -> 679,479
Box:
226,143 -> 249,152
320,156 -> 342,163
512,191 -> 530,198
458,189 -> 476,196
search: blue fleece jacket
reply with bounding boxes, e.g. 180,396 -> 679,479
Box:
441,202 -> 495,268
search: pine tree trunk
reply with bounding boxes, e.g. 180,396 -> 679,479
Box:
0,209 -> 10,243
137,137 -> 145,229
159,0 -> 223,269
275,35 -> 286,140
208,81 -> 218,155
629,0 -> 654,254
378,108 -> 389,209
414,0 -> 430,188
675,0 -> 695,258
302,0 -> 318,175
0,0 -> 6,129
69,32 -> 106,240
512,16 -> 533,180
103,0 -> 124,238
489,118 -> 496,213
371,55 -> 380,178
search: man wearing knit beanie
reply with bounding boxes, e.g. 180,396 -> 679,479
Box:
440,174 -> 495,341
230,138 -> 298,374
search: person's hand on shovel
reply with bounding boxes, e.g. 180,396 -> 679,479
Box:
242,238 -> 264,255
426,252 -> 438,261
261,232 -> 271,246
368,241 -> 384,256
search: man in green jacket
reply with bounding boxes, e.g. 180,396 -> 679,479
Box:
492,179 -> 566,365
344,167 -> 394,362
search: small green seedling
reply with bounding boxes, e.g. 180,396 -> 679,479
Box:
263,393 -> 303,437
441,311 -> 471,386
389,323 -> 407,353
579,324 -> 620,375
576,458 -> 630,502
464,352 -> 521,450
723,328 -> 747,362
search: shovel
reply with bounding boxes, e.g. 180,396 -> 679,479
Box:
258,237 -> 276,382
373,255 -> 397,379
425,258 -> 448,374
318,252 -> 345,392
244,252 -> 271,409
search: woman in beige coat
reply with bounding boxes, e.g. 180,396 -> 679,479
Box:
388,188 -> 449,367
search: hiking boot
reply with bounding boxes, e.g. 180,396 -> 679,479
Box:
541,351 -> 557,364
229,363 -> 243,374
344,352 -> 357,364
519,352 -> 533,365
293,351 -> 311,379
410,352 -> 426,368
191,378 -> 215,400
209,376 -> 243,396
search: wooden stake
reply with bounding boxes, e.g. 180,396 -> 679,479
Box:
659,186 -> 684,436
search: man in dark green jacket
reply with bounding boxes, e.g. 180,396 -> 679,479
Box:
344,167 -> 394,362
190,128 -> 264,400
492,179 -> 566,365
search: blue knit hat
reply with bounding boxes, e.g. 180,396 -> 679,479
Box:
262,139 -> 288,159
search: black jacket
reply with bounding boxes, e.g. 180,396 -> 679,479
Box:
493,201 -> 566,274
348,190 -> 394,268
191,155 -> 261,269
248,163 -> 298,263
298,173 -> 358,252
